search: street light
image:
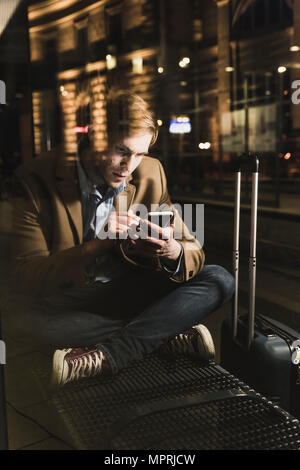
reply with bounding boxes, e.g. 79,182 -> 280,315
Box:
179,57 -> 190,68
198,142 -> 211,150
278,66 -> 287,73
290,46 -> 300,52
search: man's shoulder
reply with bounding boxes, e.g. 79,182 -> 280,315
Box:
139,155 -> 162,170
132,156 -> 163,180
14,149 -> 60,181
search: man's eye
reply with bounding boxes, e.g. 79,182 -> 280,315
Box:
116,146 -> 129,156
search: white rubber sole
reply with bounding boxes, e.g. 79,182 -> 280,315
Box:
193,324 -> 215,360
51,348 -> 72,386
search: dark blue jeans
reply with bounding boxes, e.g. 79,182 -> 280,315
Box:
25,264 -> 235,374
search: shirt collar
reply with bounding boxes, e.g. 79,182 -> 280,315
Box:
76,158 -> 126,197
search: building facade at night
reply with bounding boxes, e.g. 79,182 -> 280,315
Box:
27,0 -> 300,205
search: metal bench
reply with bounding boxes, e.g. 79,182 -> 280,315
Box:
52,353 -> 300,450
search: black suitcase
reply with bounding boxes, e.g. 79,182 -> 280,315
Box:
221,154 -> 300,418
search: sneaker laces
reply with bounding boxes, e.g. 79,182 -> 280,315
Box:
68,350 -> 104,383
171,331 -> 199,354
171,333 -> 195,352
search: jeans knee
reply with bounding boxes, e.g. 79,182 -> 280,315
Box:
201,265 -> 235,303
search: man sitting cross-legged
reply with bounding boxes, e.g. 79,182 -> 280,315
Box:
10,92 -> 235,386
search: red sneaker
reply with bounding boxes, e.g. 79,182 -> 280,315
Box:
52,347 -> 111,387
162,324 -> 215,362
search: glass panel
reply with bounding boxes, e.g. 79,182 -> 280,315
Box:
1,0 -> 300,451
1,0 -> 297,210
0,0 -> 32,198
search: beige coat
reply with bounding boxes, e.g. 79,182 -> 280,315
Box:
11,150 -> 205,298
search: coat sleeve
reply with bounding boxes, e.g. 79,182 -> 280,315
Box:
156,160 -> 205,283
10,170 -> 105,298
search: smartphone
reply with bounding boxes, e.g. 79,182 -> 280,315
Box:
147,211 -> 174,228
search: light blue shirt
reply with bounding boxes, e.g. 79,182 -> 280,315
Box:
77,159 -> 125,240
77,159 -> 129,282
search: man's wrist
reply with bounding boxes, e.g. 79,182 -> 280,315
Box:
162,239 -> 182,263
161,243 -> 184,275
161,257 -> 177,271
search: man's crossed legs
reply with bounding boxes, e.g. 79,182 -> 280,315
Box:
23,264 -> 234,386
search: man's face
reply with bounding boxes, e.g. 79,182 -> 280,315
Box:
80,132 -> 153,188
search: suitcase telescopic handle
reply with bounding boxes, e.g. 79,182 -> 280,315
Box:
232,153 -> 259,349
233,153 -> 259,173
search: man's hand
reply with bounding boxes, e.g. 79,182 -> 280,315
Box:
125,218 -> 182,266
106,210 -> 140,240
84,210 -> 140,263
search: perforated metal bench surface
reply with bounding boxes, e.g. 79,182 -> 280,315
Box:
52,354 -> 300,450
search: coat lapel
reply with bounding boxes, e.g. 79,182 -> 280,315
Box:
55,156 -> 137,243
115,179 -> 136,212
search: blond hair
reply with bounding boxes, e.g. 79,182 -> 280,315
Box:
77,91 -> 158,155
106,91 -> 158,148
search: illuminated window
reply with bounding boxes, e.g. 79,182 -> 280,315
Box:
132,57 -> 143,74
169,116 -> 191,134
106,54 -> 117,70
193,18 -> 203,42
